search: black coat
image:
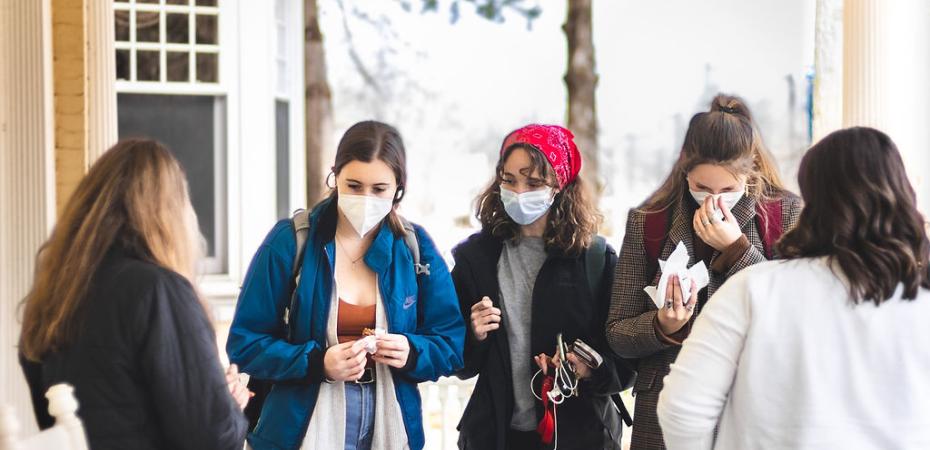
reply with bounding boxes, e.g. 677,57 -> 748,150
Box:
19,246 -> 248,450
452,231 -> 629,450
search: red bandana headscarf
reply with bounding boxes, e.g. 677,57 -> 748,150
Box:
500,124 -> 582,189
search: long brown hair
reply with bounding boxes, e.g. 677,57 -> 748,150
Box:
476,144 -> 601,256
21,139 -> 203,361
777,127 -> 930,304
642,94 -> 785,213
324,120 -> 407,236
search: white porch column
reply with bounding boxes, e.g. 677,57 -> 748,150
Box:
812,0 -> 843,142
86,0 -> 118,164
883,0 -> 930,216
841,0 -> 892,129
840,0 -> 930,215
0,0 -> 55,433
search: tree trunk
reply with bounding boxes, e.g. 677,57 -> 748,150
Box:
305,0 -> 333,206
563,0 -> 600,198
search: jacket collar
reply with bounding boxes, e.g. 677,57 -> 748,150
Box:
461,228 -> 579,263
308,196 -> 397,275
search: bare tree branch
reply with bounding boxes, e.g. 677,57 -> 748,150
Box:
335,0 -> 384,96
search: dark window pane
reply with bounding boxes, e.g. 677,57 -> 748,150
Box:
116,49 -> 130,80
166,13 -> 189,44
196,0 -> 218,6
195,14 -> 217,45
117,93 -> 224,262
276,100 -> 290,219
137,0 -> 159,3
136,11 -> 160,43
115,10 -> 130,42
136,50 -> 160,81
166,0 -> 189,4
167,52 -> 189,82
196,53 -> 218,83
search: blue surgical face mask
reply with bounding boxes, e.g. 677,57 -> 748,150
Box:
500,186 -> 554,225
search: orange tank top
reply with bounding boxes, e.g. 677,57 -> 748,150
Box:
337,299 -> 376,344
338,300 -> 376,368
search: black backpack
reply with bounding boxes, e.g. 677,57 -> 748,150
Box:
585,236 -> 635,427
244,209 -> 429,430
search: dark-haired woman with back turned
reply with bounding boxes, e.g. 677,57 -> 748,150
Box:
658,127 -> 930,449
606,94 -> 803,449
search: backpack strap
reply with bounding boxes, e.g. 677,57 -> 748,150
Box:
400,218 -> 430,276
644,208 -> 671,282
584,235 -> 635,427
585,235 -> 607,297
248,209 -> 312,431
754,199 -> 783,259
284,209 -> 311,340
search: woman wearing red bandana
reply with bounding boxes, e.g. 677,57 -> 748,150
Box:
451,124 -> 634,449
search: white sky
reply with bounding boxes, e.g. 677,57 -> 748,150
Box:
315,0 -> 928,254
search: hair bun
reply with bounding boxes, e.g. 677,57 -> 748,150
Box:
710,94 -> 752,120
719,106 -> 738,114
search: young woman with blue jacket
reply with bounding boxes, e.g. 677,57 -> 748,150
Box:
226,120 -> 465,450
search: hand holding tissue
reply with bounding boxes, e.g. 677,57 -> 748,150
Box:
644,241 -> 710,309
359,328 -> 386,354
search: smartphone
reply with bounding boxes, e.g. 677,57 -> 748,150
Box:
571,338 -> 603,369
556,333 -> 575,374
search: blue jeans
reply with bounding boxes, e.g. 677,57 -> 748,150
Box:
344,382 -> 375,450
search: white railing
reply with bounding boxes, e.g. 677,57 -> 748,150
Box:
419,377 -> 635,450
418,377 -> 474,450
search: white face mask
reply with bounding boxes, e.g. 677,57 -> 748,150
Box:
689,189 -> 745,220
338,193 -> 394,238
500,186 -> 554,225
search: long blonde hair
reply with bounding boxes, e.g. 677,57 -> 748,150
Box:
20,139 -> 204,361
643,94 -> 785,213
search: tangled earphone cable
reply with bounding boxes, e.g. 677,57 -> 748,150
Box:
530,362 -> 579,450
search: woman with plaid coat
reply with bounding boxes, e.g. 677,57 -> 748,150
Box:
605,94 -> 802,450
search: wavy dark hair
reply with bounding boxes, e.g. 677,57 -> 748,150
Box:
777,127 -> 930,304
475,144 -> 600,256
642,94 -> 786,220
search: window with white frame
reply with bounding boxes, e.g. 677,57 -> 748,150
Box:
114,0 -> 227,274
275,0 -> 292,220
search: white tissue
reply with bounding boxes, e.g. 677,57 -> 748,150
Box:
643,241 -> 710,310
360,328 -> 386,354
709,203 -> 725,222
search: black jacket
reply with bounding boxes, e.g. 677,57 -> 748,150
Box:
452,231 -> 629,450
19,246 -> 248,450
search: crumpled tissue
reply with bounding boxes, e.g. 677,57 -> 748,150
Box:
644,241 -> 710,309
359,328 -> 386,354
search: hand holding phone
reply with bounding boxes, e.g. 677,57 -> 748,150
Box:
570,338 -> 603,369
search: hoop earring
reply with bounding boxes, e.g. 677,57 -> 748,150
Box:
325,171 -> 336,189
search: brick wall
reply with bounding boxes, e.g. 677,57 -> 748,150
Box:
51,0 -> 87,214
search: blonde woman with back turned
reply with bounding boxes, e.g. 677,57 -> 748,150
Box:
19,139 -> 249,450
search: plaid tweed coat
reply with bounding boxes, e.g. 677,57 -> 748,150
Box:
606,193 -> 802,450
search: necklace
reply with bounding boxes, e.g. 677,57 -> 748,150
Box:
335,235 -> 366,266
